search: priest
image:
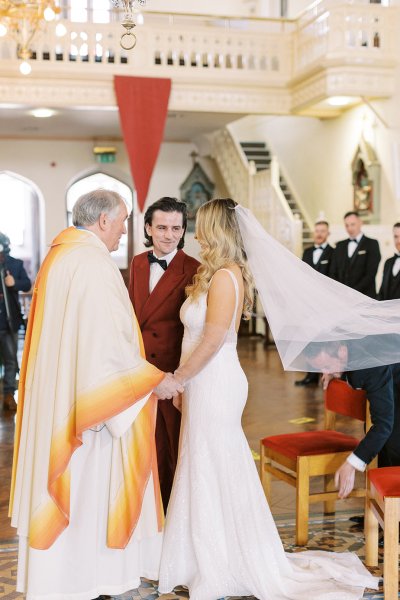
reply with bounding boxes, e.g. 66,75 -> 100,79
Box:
9,189 -> 182,600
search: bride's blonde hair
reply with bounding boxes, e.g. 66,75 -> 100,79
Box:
186,198 -> 254,320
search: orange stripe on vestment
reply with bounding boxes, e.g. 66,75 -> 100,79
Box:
9,236 -> 74,514
107,394 -> 164,548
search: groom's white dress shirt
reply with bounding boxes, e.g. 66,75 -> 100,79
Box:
149,248 -> 177,293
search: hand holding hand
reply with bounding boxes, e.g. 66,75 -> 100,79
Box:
334,461 -> 356,499
321,373 -> 334,390
154,373 -> 184,400
4,271 -> 15,287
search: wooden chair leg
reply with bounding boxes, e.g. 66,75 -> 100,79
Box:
383,498 -> 399,600
296,457 -> 310,546
364,494 -> 379,567
323,474 -> 336,514
260,443 -> 272,501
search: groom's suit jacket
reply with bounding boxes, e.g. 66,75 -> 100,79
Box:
129,248 -> 199,509
378,255 -> 400,300
345,364 -> 400,467
129,249 -> 199,372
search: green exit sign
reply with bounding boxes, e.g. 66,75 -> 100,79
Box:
93,146 -> 117,163
95,153 -> 116,163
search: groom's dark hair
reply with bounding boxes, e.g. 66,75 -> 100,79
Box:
144,197 -> 187,249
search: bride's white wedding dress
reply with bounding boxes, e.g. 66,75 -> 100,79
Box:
158,269 -> 378,600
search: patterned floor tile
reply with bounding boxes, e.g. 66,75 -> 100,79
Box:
0,512 -> 391,599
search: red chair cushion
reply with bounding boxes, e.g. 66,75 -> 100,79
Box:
261,431 -> 359,461
368,467 -> 400,498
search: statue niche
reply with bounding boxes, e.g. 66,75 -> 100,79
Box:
351,137 -> 380,223
180,155 -> 215,233
354,158 -> 373,213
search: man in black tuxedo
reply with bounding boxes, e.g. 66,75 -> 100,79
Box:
295,220 -> 334,386
330,211 -> 381,298
378,222 -> 400,300
308,342 -> 400,499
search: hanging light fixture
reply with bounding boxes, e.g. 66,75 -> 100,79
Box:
110,0 -> 147,50
0,1 -> 60,74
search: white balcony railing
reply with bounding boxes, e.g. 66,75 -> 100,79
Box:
0,3 -> 397,114
294,2 -> 397,76
0,3 -> 397,80
0,14 -> 294,83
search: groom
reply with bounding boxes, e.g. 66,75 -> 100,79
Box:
129,197 -> 199,509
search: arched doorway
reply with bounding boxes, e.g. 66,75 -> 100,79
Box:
66,171 -> 134,285
0,171 -> 44,280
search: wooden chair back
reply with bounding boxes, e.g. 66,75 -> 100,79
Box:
324,378 -> 370,430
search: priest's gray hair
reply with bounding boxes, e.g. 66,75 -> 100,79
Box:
72,189 -> 126,226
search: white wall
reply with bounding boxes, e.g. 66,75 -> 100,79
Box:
287,0 -> 314,17
0,139 -> 204,259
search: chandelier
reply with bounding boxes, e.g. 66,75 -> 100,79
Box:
111,0 -> 147,50
0,1 -> 60,74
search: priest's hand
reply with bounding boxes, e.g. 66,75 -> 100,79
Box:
334,461 -> 356,499
154,373 -> 184,400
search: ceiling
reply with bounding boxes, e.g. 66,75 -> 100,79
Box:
0,106 -> 241,142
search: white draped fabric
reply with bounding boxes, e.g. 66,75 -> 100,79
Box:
17,425 -> 163,600
236,205 -> 400,373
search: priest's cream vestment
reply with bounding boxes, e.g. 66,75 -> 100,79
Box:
9,227 -> 165,600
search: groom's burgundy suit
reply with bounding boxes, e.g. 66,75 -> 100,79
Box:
129,249 -> 199,509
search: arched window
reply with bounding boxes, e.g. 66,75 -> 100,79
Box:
66,172 -> 134,283
62,0 -> 116,23
0,172 -> 42,280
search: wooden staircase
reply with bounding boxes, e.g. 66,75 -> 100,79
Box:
240,141 -> 313,248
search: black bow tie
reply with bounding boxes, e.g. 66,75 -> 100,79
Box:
314,245 -> 325,250
148,252 -> 168,271
395,254 -> 400,259
349,238 -> 359,244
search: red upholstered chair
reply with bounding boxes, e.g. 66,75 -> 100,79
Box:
260,379 -> 373,545
365,467 -> 400,600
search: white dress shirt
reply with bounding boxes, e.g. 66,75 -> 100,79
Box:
346,452 -> 367,472
312,243 -> 327,265
393,253 -> 400,278
348,233 -> 363,258
149,248 -> 177,294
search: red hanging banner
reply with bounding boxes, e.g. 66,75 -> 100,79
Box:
114,76 -> 171,212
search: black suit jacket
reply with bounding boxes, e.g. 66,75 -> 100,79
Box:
330,235 -> 381,298
302,244 -> 334,276
378,256 -> 400,300
0,255 -> 31,332
346,364 -> 400,467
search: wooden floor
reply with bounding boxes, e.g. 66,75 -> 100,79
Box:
0,337 -> 365,543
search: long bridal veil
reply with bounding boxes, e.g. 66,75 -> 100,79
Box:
235,204 -> 400,373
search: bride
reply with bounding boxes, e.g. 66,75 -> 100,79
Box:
158,198 -> 378,600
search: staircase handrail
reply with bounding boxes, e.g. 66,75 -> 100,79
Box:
211,128 -> 253,208
270,156 -> 296,223
275,160 -> 313,230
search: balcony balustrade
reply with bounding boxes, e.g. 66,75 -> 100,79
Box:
0,2 -> 398,115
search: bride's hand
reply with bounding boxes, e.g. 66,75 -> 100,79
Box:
173,393 -> 183,412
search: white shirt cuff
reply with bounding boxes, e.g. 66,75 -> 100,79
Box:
346,453 -> 367,472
